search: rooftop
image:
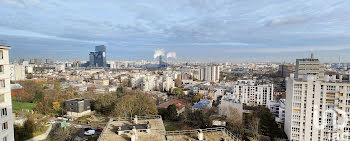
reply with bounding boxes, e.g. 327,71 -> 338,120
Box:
98,115 -> 240,141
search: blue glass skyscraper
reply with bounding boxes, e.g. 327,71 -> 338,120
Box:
89,45 -> 107,67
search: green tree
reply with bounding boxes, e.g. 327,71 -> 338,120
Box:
166,104 -> 178,120
172,88 -> 185,97
23,118 -> 35,139
33,90 -> 44,103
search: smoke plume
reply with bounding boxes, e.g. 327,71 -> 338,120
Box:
153,49 -> 165,59
166,52 -> 176,59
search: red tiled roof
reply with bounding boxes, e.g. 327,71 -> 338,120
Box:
159,99 -> 188,108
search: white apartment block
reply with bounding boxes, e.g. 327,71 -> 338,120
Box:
285,74 -> 350,141
295,53 -> 325,80
9,64 -> 25,81
232,80 -> 274,106
267,99 -> 286,123
0,45 -> 15,141
199,66 -> 220,82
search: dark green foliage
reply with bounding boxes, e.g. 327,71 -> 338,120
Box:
14,118 -> 35,141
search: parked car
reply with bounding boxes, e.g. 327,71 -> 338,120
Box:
96,127 -> 103,132
84,129 -> 95,136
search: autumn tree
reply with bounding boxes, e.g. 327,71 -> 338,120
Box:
113,93 -> 158,117
94,94 -> 118,116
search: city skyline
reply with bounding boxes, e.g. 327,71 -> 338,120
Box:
1,0 -> 350,62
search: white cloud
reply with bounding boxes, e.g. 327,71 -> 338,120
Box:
266,17 -> 309,26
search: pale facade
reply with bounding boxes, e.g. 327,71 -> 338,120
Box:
0,46 -> 14,141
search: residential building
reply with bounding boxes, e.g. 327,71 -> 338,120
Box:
98,115 -> 239,141
199,65 -> 220,82
295,53 -> 325,80
0,45 -> 15,141
267,99 -> 286,123
9,64 -> 25,81
285,74 -> 350,141
64,98 -> 91,118
10,84 -> 24,97
232,80 -> 274,106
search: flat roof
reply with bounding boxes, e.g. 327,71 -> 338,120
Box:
0,45 -> 11,50
98,116 -> 240,141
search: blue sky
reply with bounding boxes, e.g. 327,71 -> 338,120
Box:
1,0 -> 350,62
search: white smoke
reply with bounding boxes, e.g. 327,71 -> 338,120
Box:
153,48 -> 165,59
166,52 -> 176,59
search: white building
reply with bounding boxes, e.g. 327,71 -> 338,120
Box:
9,64 -> 26,81
199,66 -> 220,82
0,45 -> 15,141
295,53 -> 325,80
285,74 -> 350,141
232,80 -> 274,106
267,99 -> 286,123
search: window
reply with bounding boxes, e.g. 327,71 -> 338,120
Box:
0,95 -> 4,103
2,136 -> 6,141
1,108 -> 7,117
0,65 -> 3,73
0,51 -> 3,59
2,122 -> 8,130
0,80 -> 4,88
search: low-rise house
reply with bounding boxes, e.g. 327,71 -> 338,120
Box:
192,99 -> 212,110
11,84 -> 24,97
64,98 -> 91,118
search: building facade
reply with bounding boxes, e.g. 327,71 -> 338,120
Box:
9,64 -> 25,81
89,45 -> 107,68
285,74 -> 350,141
199,66 -> 220,82
295,54 -> 325,80
0,45 -> 14,141
232,80 -> 274,106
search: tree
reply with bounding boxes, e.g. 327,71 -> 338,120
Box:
52,101 -> 61,111
49,126 -> 77,141
172,88 -> 185,97
166,104 -> 178,120
33,90 -> 44,103
94,94 -> 118,116
23,117 -> 35,139
192,93 -> 203,103
113,93 -> 158,117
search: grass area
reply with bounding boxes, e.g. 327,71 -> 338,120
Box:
77,115 -> 90,120
12,101 -> 36,112
163,121 -> 193,131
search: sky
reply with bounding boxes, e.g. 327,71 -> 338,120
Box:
1,0 -> 350,63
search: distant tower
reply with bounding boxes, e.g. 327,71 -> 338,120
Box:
311,53 -> 315,59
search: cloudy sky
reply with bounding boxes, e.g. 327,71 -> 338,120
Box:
1,0 -> 350,63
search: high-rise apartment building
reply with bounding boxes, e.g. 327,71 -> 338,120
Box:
295,53 -> 325,80
285,74 -> 350,141
89,45 -> 107,67
232,80 -> 274,106
199,66 -> 220,82
9,64 -> 26,81
0,45 -> 15,141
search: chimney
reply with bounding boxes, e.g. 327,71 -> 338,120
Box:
134,115 -> 138,124
198,129 -> 204,140
339,75 -> 343,82
311,53 -> 315,59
